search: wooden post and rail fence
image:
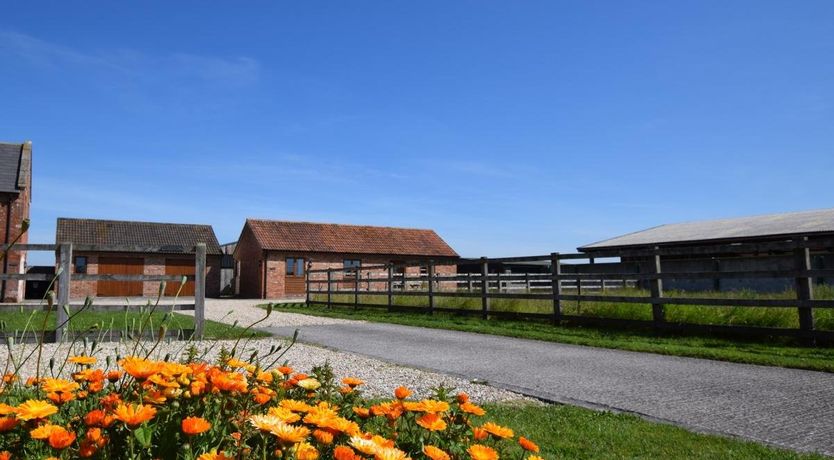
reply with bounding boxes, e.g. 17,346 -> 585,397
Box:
0,242 -> 207,343
304,236 -> 834,343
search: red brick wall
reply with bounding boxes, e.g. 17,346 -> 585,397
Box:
234,225 -> 264,298
0,184 -> 30,302
68,252 -> 222,300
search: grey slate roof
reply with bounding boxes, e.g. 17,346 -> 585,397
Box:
0,142 -> 25,193
580,208 -> 834,251
56,218 -> 222,254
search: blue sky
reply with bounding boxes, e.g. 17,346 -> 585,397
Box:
1,1 -> 833,265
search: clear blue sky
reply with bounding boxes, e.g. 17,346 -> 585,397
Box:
1,1 -> 833,265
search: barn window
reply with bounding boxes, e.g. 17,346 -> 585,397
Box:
343,259 -> 361,276
286,258 -> 305,277
74,256 -> 87,274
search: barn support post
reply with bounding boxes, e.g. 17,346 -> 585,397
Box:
194,243 -> 206,339
550,252 -> 561,324
427,260 -> 435,315
480,257 -> 489,320
326,269 -> 333,309
794,237 -> 815,342
56,243 -> 72,342
387,264 -> 394,312
649,248 -> 665,328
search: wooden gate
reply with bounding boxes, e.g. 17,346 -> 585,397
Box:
97,257 -> 144,297
164,258 -> 195,296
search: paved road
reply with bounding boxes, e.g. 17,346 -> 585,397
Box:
266,322 -> 834,456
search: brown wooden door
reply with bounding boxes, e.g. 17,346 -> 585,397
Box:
164,258 -> 195,296
285,257 -> 306,296
97,257 -> 144,297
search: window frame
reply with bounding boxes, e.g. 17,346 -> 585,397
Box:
74,256 -> 88,274
286,257 -> 305,277
343,259 -> 361,276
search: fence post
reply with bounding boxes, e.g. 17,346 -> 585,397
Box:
794,237 -> 815,340
387,264 -> 394,312
525,272 -> 531,292
712,258 -> 721,292
427,260 -> 435,315
326,269 -> 333,308
480,257 -> 489,319
402,270 -> 408,292
354,268 -> 360,310
649,248 -> 665,327
495,271 -> 501,293
467,273 -> 473,293
56,243 -> 72,342
194,243 -> 206,339
305,261 -> 311,305
550,252 -> 561,324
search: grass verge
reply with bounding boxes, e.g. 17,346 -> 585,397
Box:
484,402 -> 826,459
0,310 -> 269,340
269,303 -> 834,373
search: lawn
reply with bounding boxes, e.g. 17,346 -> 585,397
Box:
0,309 -> 269,340
270,302 -> 834,373
484,402 -> 826,459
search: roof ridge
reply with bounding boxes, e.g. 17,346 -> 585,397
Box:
58,217 -> 215,228
245,218 -> 439,233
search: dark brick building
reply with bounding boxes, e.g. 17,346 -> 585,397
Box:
0,141 -> 32,302
56,218 -> 223,299
234,219 -> 459,299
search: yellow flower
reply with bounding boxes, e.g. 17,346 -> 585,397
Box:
249,414 -> 282,432
293,441 -> 319,460
267,407 -> 301,423
423,445 -> 451,460
268,421 -> 311,444
419,400 -> 450,413
297,378 -> 321,390
68,355 -> 97,365
30,423 -> 62,440
468,444 -> 499,460
15,400 -> 58,421
375,447 -> 410,460
280,399 -> 313,413
113,403 -> 157,427
481,422 -> 514,439
41,378 -> 80,394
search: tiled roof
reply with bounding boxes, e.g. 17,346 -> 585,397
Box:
0,142 -> 28,193
580,207 -> 834,250
56,218 -> 222,254
245,219 -> 459,258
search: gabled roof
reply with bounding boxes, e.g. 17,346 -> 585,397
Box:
579,207 -> 834,251
56,218 -> 222,254
0,141 -> 31,194
244,219 -> 459,258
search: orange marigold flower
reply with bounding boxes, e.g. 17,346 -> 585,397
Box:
42,378 -> 79,394
0,451 -> 10,460
48,427 -> 76,449
333,446 -> 361,460
79,439 -> 98,458
197,450 -> 234,460
419,400 -> 450,413
0,417 -> 17,432
280,399 -> 312,413
31,423 -> 63,439
2,374 -> 16,384
267,407 -> 301,424
352,407 -> 370,418
481,422 -> 514,439
277,366 -> 293,375
210,371 -> 248,392
416,413 -> 447,431
294,442 -> 319,460
86,427 -> 107,447
15,400 -> 58,421
84,409 -> 114,428
460,402 -> 486,416
370,402 -> 403,421
457,392 -> 469,404
46,391 -> 75,405
113,403 -> 157,427
100,393 -> 122,409
106,370 -> 122,382
394,386 -> 411,399
518,436 -> 540,453
182,416 -> 212,435
268,421 -> 311,444
341,377 -> 364,387
423,445 -> 451,460
68,355 -> 97,365
467,444 -> 499,460
472,427 -> 489,441
0,404 -> 15,416
313,429 -> 334,445
119,357 -> 158,380
527,456 -> 545,460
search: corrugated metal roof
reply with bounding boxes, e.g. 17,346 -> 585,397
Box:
56,218 -> 222,254
246,219 -> 459,258
0,143 -> 23,193
580,208 -> 834,250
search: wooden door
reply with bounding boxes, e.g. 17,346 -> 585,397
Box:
285,257 -> 306,296
97,257 -> 144,297
164,258 -> 195,296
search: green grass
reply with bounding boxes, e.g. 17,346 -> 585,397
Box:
0,310 -> 269,340
269,303 -> 834,373
484,402 -> 827,459
310,285 -> 834,330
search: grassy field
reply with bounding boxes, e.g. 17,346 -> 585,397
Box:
0,310 -> 269,340
271,302 -> 834,373
484,402 -> 826,459
311,284 -> 834,330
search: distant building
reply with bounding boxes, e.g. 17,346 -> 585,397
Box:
56,218 -> 223,298
233,219 -> 459,298
578,208 -> 834,292
0,141 -> 32,302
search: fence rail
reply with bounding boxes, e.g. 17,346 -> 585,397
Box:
305,236 -> 834,343
0,242 -> 207,342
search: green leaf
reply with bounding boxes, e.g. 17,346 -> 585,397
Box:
134,425 -> 153,448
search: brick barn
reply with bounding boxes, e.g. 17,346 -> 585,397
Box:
56,218 -> 223,299
0,141 -> 32,302
234,219 -> 459,299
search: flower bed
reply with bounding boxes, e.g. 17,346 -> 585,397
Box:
0,350 -> 543,459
